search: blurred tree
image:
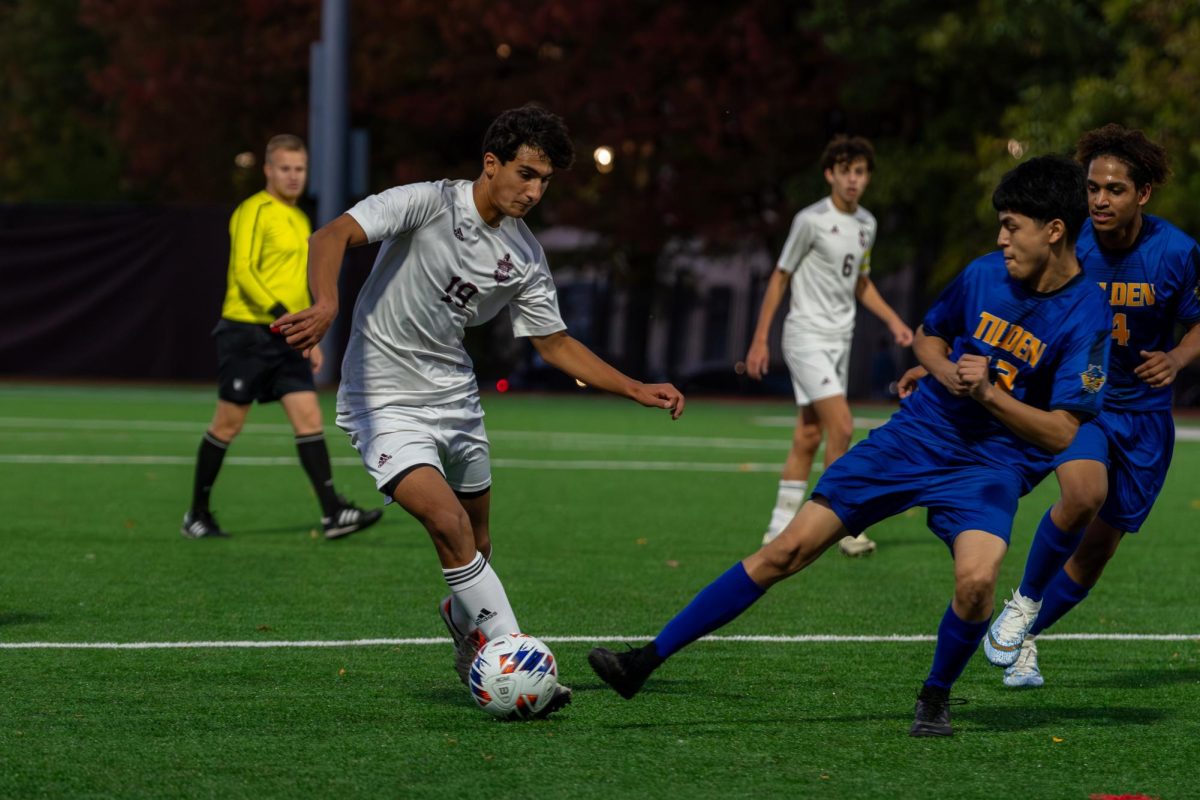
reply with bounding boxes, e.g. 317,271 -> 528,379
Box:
0,0 -> 121,201
805,0 -> 1119,289
351,0 -> 843,375
993,0 -> 1200,238
78,0 -> 316,202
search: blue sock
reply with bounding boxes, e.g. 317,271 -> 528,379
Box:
1018,508 -> 1084,602
925,604 -> 989,690
1029,569 -> 1091,636
653,562 -> 766,659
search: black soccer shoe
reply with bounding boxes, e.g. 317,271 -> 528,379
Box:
587,643 -> 663,700
909,684 -> 964,737
181,510 -> 229,539
529,683 -> 573,720
323,498 -> 383,540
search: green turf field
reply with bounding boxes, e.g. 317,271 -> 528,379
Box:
1,384 -> 1196,799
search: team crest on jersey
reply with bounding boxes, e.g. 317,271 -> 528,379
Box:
1079,364 -> 1107,394
494,253 -> 515,282
453,227 -> 464,241
859,228 -> 868,248
830,225 -> 840,234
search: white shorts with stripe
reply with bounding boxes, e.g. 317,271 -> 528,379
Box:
336,394 -> 492,499
782,340 -> 850,406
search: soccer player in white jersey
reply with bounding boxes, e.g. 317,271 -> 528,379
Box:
273,105 -> 685,717
745,136 -> 913,556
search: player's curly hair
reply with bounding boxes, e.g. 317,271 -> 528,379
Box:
1075,124 -> 1170,188
482,104 -> 575,170
820,135 -> 875,172
992,154 -> 1088,242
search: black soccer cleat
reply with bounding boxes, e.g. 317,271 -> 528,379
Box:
529,683 -> 573,720
909,684 -> 963,737
323,498 -> 383,540
587,643 -> 663,700
181,510 -> 229,539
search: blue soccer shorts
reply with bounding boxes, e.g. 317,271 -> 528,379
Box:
1050,408 -> 1175,533
812,415 -> 1025,549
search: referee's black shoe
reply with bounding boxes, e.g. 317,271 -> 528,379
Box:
322,499 -> 383,540
181,510 -> 230,539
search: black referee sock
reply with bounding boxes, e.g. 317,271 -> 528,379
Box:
192,432 -> 230,513
296,433 -> 340,517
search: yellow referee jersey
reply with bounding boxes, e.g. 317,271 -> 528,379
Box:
221,190 -> 313,323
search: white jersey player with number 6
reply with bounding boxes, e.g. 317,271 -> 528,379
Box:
745,136 -> 913,556
273,105 -> 685,719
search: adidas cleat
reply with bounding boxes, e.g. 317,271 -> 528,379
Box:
323,498 -> 383,540
181,510 -> 229,539
439,596 -> 485,686
985,589 -> 1041,667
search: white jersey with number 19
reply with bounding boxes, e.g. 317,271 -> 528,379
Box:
778,198 -> 877,348
339,179 -> 566,413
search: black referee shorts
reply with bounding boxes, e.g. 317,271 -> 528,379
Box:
213,318 -> 315,405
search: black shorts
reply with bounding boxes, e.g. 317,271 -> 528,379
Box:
214,319 -> 315,405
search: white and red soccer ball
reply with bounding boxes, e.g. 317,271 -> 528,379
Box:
468,633 -> 559,719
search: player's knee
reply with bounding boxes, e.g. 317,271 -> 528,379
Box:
828,417 -> 854,446
210,419 -> 243,441
423,508 -> 473,552
953,573 -> 996,616
1059,487 -> 1104,529
793,425 -> 822,455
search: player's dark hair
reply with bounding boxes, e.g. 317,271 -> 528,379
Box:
992,154 -> 1088,242
820,135 -> 875,172
482,104 -> 575,170
1075,123 -> 1170,188
265,134 -> 306,163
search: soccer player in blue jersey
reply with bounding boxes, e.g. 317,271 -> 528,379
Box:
984,125 -> 1200,686
588,155 -> 1112,737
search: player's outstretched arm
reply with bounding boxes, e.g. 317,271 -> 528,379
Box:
1136,321 -> 1200,388
744,268 -> 790,380
856,275 -> 913,346
913,326 -> 967,395
957,353 -> 1083,453
530,331 -> 685,419
274,214 -> 368,357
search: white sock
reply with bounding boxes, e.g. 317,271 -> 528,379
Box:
766,479 -> 807,534
442,551 -> 519,640
446,546 -> 492,633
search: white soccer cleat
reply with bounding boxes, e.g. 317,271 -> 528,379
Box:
1003,636 -> 1044,688
837,533 -> 876,557
985,589 -> 1041,667
761,528 -> 782,546
439,596 -> 486,686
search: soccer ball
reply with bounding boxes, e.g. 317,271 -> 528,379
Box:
468,632 -> 559,720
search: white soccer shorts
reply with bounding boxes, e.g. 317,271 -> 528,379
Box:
782,342 -> 850,406
336,394 -> 492,500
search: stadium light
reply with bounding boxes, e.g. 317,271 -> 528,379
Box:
593,146 -> 614,174
234,152 -> 256,168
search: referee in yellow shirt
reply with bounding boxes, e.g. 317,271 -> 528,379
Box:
183,134 -> 381,540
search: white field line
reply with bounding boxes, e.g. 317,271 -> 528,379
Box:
0,454 -> 786,473
5,414 -> 1200,442
0,633 -> 1196,650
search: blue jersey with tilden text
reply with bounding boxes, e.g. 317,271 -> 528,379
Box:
1075,215 -> 1200,411
904,250 -> 1112,474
